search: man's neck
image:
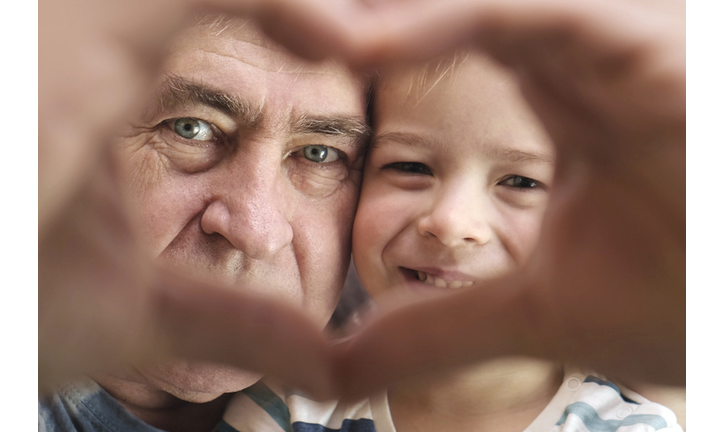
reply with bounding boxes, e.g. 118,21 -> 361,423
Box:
388,358 -> 563,432
94,372 -> 233,432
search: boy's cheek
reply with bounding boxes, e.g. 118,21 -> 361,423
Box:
353,199 -> 393,294
499,209 -> 547,264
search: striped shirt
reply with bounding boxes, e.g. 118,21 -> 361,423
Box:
216,369 -> 682,432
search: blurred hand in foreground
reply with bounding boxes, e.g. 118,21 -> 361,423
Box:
39,0 -> 685,399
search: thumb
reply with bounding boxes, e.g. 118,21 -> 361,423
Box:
147,269 -> 337,400
332,271 -> 545,400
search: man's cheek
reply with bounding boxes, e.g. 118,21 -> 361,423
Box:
298,193 -> 357,320
113,135 -> 173,197
113,137 -> 177,247
286,151 -> 364,200
297,237 -> 349,324
306,199 -> 356,259
308,179 -> 361,245
115,152 -> 208,257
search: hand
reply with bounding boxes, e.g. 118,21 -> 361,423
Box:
39,0 -> 685,399
331,0 -> 685,398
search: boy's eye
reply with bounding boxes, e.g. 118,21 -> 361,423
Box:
499,175 -> 542,189
172,118 -> 215,141
383,162 -> 433,175
302,145 -> 340,163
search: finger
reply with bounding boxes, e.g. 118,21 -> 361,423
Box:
332,271 -> 547,400
38,161 -> 154,392
343,0 -> 684,163
342,0 -> 681,67
194,0 -> 366,62
148,269 -> 336,400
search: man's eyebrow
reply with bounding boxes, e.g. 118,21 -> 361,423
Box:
292,115 -> 371,142
374,131 -> 554,163
154,75 -> 261,125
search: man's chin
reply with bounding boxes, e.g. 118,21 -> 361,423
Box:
141,360 -> 263,403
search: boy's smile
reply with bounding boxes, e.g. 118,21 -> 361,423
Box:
353,54 -> 556,298
402,267 -> 474,290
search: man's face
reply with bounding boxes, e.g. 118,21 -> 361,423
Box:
113,19 -> 368,402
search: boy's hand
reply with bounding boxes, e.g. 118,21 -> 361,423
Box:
332,0 -> 685,398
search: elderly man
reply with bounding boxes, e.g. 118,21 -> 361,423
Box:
39,16 -> 369,432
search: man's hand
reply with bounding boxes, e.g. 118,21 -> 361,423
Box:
331,0 -> 685,399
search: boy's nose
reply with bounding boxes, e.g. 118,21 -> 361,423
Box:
417,185 -> 492,248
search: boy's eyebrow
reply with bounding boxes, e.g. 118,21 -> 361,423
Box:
490,147 -> 555,164
153,75 -> 262,126
373,131 -> 429,150
374,131 -> 554,164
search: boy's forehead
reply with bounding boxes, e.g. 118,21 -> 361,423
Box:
373,54 -> 554,157
376,54 -> 509,107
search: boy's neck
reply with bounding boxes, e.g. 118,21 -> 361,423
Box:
387,357 -> 563,432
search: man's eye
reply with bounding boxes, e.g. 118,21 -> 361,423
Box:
172,118 -> 215,141
499,175 -> 541,189
383,162 -> 433,176
302,145 -> 340,163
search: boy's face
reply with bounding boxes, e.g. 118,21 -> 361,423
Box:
353,56 -> 555,297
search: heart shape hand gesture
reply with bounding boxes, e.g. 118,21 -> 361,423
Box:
39,0 -> 685,401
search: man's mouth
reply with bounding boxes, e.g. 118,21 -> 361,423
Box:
414,270 -> 473,289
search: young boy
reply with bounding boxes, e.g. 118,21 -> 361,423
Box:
215,52 -> 682,432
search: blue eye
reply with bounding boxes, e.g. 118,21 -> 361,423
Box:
173,118 -> 215,141
383,162 -> 433,175
303,145 -> 340,163
499,175 -> 541,189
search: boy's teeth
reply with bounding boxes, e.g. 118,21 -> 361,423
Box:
415,270 -> 472,289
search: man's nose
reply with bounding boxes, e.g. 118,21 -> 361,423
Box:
200,161 -> 293,259
417,181 -> 492,248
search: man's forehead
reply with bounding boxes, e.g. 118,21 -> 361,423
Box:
155,16 -> 369,129
173,16 -> 346,76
